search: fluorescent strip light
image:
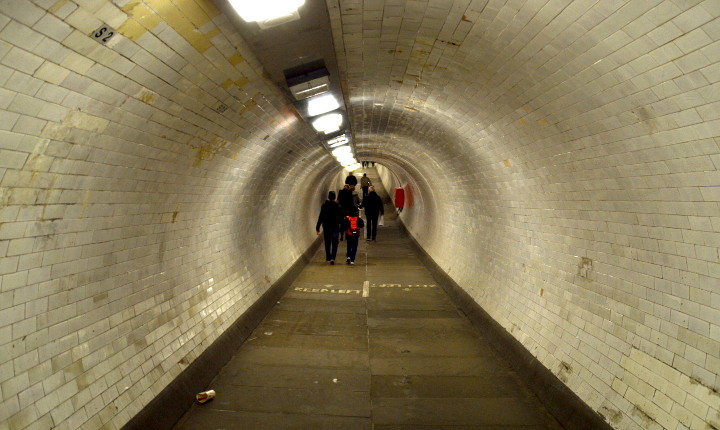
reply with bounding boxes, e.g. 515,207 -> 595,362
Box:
311,112 -> 343,134
229,0 -> 304,22
328,135 -> 347,144
296,84 -> 328,97
327,135 -> 349,147
307,93 -> 340,116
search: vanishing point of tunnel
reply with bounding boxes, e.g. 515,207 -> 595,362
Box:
1,1 -> 719,429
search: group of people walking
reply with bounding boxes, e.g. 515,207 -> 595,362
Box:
315,172 -> 385,265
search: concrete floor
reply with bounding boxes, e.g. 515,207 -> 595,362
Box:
173,171 -> 563,429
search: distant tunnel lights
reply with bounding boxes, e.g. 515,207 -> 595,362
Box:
229,0 -> 305,22
311,112 -> 343,134
307,93 -> 340,117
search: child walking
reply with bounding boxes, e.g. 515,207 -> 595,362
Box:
341,207 -> 364,264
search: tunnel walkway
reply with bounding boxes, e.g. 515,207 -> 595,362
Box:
172,170 -> 563,429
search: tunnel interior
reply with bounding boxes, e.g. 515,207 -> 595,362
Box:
1,1 -> 719,429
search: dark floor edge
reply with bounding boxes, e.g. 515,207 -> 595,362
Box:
121,236 -> 323,430
397,222 -> 612,430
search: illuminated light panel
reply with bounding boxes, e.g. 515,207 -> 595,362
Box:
331,145 -> 352,157
312,112 -> 343,134
229,0 -> 305,22
335,153 -> 355,163
307,93 -> 340,116
335,150 -> 352,158
336,156 -> 355,165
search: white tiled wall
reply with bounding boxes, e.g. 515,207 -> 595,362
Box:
331,1 -> 720,429
0,1 -> 339,429
3,0 -> 720,429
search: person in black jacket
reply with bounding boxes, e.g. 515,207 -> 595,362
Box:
316,191 -> 342,264
337,184 -> 355,241
345,172 -> 358,187
361,186 -> 384,241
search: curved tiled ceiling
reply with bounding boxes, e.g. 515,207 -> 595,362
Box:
0,1 -> 718,430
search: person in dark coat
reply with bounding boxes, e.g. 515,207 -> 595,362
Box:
345,172 -> 358,187
360,173 -> 371,199
316,191 -> 342,264
361,186 -> 384,241
337,184 -> 355,241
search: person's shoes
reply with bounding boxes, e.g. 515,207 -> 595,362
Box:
346,258 -> 351,264
350,261 -> 355,265
366,238 -> 371,241
330,260 -> 334,265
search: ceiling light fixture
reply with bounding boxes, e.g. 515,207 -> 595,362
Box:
307,93 -> 340,117
285,62 -> 330,101
331,145 -> 352,157
311,112 -> 343,134
327,135 -> 348,147
229,0 -> 305,23
335,152 -> 355,161
295,84 -> 328,98
335,155 -> 355,164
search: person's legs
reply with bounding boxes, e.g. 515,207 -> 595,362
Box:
369,214 -> 379,240
351,236 -> 358,262
362,186 -> 368,199
366,215 -> 375,240
323,230 -> 333,260
330,229 -> 339,262
347,236 -> 358,263
339,210 -> 347,241
346,235 -> 352,262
